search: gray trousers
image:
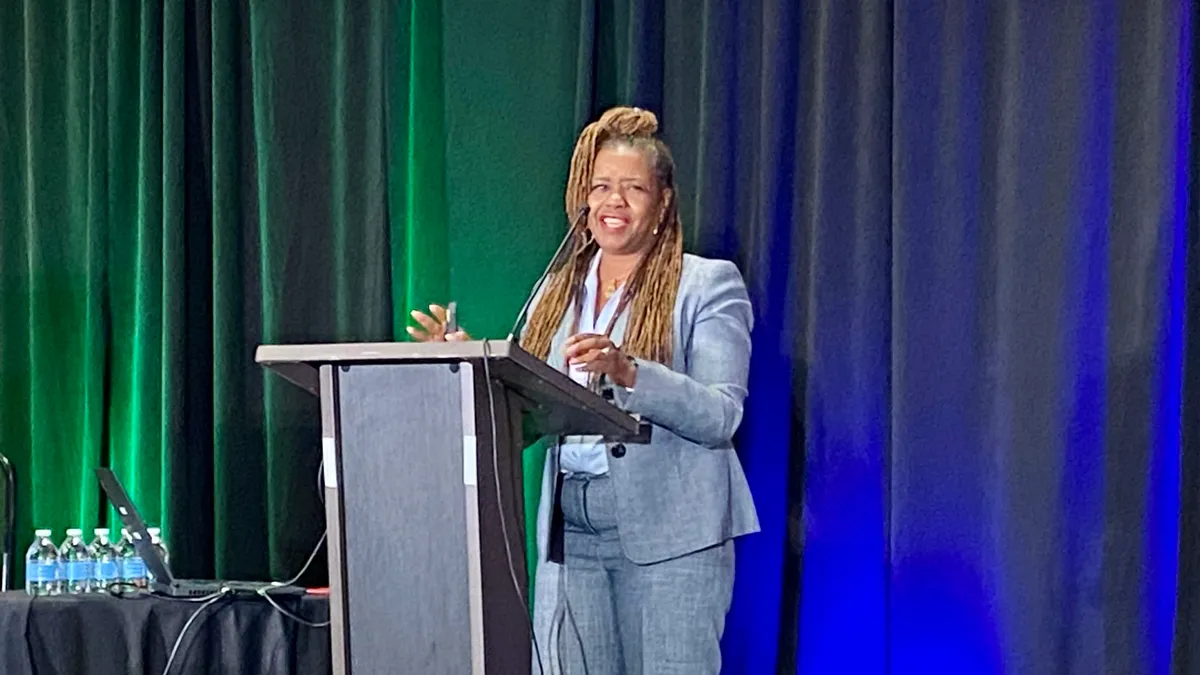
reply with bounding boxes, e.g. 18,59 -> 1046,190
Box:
531,474 -> 734,675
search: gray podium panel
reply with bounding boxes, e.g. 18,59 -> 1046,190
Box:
337,363 -> 474,674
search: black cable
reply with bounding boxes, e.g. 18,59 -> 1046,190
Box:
258,471 -> 331,629
161,591 -> 229,675
481,341 -> 545,675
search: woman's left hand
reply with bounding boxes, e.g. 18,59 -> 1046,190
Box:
564,333 -> 638,388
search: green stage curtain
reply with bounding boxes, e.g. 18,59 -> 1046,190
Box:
0,0 -> 584,588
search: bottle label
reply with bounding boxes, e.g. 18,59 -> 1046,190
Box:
96,560 -> 119,582
25,561 -> 52,583
124,557 -> 147,579
65,561 -> 93,582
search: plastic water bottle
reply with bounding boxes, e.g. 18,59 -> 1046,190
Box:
24,529 -> 60,596
59,529 -> 93,595
110,530 -> 127,582
118,528 -> 148,589
89,528 -> 119,594
147,527 -> 171,580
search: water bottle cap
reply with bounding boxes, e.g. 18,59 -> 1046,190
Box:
94,528 -> 110,536
66,528 -> 83,537
34,529 -> 51,537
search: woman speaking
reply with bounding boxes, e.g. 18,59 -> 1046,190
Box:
409,107 -> 758,675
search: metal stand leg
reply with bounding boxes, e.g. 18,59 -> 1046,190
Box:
0,453 -> 15,592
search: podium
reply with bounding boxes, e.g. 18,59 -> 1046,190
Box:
255,340 -> 646,675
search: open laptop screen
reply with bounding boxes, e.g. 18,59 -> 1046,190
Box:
94,467 -> 174,588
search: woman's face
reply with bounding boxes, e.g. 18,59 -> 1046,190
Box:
586,145 -> 669,258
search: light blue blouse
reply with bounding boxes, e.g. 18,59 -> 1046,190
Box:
559,251 -> 626,475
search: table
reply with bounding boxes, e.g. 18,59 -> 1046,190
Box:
0,590 -> 331,674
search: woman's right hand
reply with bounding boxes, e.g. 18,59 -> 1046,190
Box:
407,304 -> 471,342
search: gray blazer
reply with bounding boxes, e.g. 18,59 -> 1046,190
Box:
533,253 -> 760,565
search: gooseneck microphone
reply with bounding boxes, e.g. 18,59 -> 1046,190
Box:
506,205 -> 591,341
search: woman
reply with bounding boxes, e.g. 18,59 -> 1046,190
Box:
409,106 -> 758,675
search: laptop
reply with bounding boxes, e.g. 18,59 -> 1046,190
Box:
96,467 -> 304,598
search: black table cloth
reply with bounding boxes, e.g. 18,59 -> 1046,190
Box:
0,590 -> 331,675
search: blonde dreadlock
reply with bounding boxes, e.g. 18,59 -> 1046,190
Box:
520,107 -> 684,365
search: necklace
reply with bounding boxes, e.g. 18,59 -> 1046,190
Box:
601,274 -> 628,300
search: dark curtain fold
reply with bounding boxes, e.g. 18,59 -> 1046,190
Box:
198,0 -> 395,582
799,1 -> 1198,673
794,2 -> 893,672
1177,8 -> 1200,667
1,0 -> 153,561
